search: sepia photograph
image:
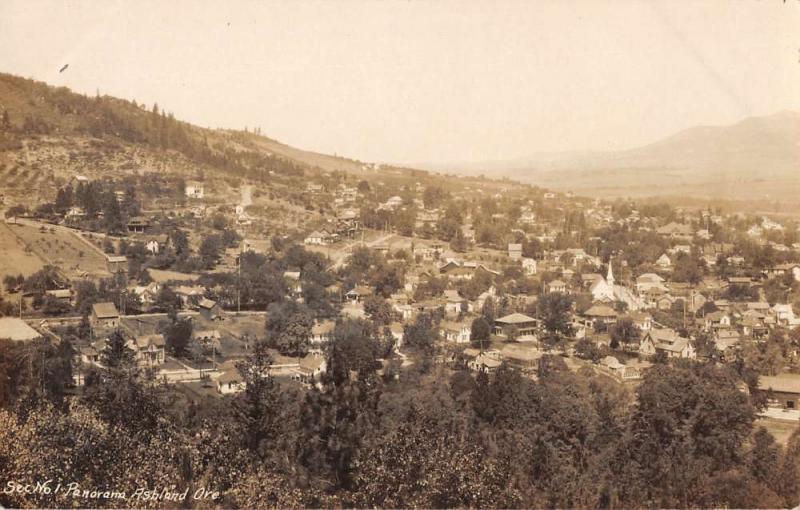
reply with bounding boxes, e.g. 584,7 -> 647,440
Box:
1,1 -> 799,508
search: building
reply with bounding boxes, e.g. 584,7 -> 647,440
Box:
126,216 -> 150,233
547,279 -> 567,294
310,320 -> 335,346
216,361 -> 245,394
640,328 -> 695,359
130,334 -> 166,367
656,253 -> 672,270
656,222 -> 693,239
106,255 -> 128,274
583,304 -> 618,326
345,286 -> 373,303
142,234 -> 169,255
468,351 -> 503,373
185,181 -> 205,199
304,230 -> 333,246
598,356 -> 642,381
442,320 -> 471,344
522,258 -> 537,275
494,312 -> 539,337
198,298 -> 222,321
91,302 -> 120,331
192,329 -> 221,352
758,373 -> 800,410
508,243 -> 522,260
293,354 -> 327,385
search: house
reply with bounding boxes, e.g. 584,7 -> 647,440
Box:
174,285 -> 205,308
656,222 -> 693,239
713,329 -> 741,359
310,320 -> 335,346
304,230 -> 332,246
64,206 -> 86,220
765,263 -> 800,282
655,294 -> 677,311
686,291 -> 708,313
704,311 -> 731,332
130,334 -> 166,367
294,354 -> 327,384
547,279 -> 567,294
126,216 -> 150,233
468,351 -> 503,373
192,330 -> 221,352
442,320 -> 471,344
91,302 -> 120,331
142,234 -> 169,254
773,304 -> 800,327
508,243 -> 522,260
656,253 -> 672,270
283,271 -> 303,295
635,273 -> 666,293
584,304 -> 618,326
216,362 -> 245,394
185,181 -> 205,199
198,298 -> 222,321
598,356 -> 641,381
494,312 -> 539,337
522,258 -> 537,275
758,373 -> 800,410
444,290 -> 467,316
45,288 -> 72,304
628,311 -> 653,331
345,286 -> 373,303
726,276 -> 753,287
499,343 -> 542,371
640,328 -> 695,359
106,255 -> 128,274
439,260 -> 475,280
0,317 -> 42,342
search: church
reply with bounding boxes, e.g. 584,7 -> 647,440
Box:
589,260 -> 645,311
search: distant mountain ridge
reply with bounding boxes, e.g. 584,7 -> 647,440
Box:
427,111 -> 800,200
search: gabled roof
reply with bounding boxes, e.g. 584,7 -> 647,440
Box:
135,334 -> 165,349
758,374 -> 800,394
198,298 -> 218,310
495,312 -> 537,325
92,302 -> 119,319
584,304 -> 617,317
312,320 -> 336,335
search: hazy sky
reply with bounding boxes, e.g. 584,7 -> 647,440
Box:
1,0 -> 798,164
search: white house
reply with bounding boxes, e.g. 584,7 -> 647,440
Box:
522,257 -> 537,275
442,321 -> 471,344
656,253 -> 672,269
185,181 -> 205,199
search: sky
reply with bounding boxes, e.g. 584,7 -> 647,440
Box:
1,0 -> 798,165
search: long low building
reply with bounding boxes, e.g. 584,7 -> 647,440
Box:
758,373 -> 800,410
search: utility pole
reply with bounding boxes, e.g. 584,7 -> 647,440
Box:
237,244 -> 242,315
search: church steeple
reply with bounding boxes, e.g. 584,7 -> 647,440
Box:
606,258 -> 615,286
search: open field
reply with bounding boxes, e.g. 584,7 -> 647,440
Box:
6,222 -> 109,279
148,268 -> 201,283
0,222 -> 46,283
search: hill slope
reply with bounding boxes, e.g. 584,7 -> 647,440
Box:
433,111 -> 800,201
